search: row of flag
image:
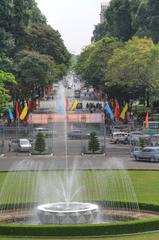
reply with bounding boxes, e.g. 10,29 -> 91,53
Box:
54,98 -> 78,114
105,100 -> 128,122
7,101 -> 28,122
7,98 -> 129,123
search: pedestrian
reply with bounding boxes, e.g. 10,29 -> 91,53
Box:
9,139 -> 11,152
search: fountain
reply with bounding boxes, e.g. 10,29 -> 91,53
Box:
1,76 -> 157,237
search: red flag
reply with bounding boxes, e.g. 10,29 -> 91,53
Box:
114,99 -> 120,121
15,101 -> 19,119
145,112 -> 149,128
66,97 -> 69,111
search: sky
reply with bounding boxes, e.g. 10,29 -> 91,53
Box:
35,0 -> 110,54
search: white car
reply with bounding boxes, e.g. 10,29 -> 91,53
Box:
128,131 -> 149,143
111,132 -> 128,144
133,147 -> 159,162
33,128 -> 56,137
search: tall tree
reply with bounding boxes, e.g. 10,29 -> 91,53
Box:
106,0 -> 132,41
147,0 -> 159,43
76,37 -> 121,88
25,24 -> 70,65
14,50 -> 59,99
105,37 -> 159,104
0,71 -> 16,111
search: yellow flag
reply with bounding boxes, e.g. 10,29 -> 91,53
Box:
70,99 -> 78,112
120,103 -> 128,120
20,102 -> 28,120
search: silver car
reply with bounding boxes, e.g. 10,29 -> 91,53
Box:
133,147 -> 159,162
18,139 -> 32,152
67,130 -> 90,139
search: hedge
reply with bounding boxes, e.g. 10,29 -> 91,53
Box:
0,217 -> 159,237
0,202 -> 159,237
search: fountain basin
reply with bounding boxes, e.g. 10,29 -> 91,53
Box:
37,202 -> 99,224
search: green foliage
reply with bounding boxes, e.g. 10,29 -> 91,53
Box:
14,50 -> 61,99
92,0 -> 159,45
139,138 -> 145,148
35,132 -> 45,153
25,24 -> 70,65
92,0 -> 132,42
105,37 -> 159,101
88,132 -> 100,153
0,0 -> 70,103
76,37 -> 121,87
0,70 -> 16,111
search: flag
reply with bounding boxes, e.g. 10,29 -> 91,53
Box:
20,102 -> 28,120
120,103 -> 128,120
66,97 -> 69,111
114,99 -> 120,121
105,101 -> 114,121
15,101 -> 19,119
54,100 -> 65,114
7,107 -> 14,121
70,99 -> 78,112
145,111 -> 149,129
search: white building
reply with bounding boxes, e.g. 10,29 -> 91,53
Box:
100,1 -> 109,23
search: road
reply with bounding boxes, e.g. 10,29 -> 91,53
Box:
1,140 -> 159,171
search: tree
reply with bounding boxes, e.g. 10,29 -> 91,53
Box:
106,0 -> 132,41
147,0 -> 159,43
105,37 -> 159,104
76,37 -> 121,88
88,132 -> 100,153
14,50 -> 59,99
25,24 -> 70,65
91,22 -> 109,42
0,70 -> 16,111
92,0 -> 132,42
35,132 -> 45,153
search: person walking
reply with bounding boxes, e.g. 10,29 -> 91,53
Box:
9,139 -> 11,152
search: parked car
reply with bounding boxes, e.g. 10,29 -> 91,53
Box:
132,146 -> 159,162
130,146 -> 142,157
11,138 -> 32,152
128,131 -> 149,144
111,132 -> 128,144
67,130 -> 90,139
33,127 -> 56,137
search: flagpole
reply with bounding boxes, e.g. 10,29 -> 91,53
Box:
103,114 -> 106,156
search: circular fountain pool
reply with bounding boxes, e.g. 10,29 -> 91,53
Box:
37,202 -> 99,224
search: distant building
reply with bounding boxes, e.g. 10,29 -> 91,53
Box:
100,1 -> 108,23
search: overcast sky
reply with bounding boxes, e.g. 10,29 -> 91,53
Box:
35,0 -> 110,54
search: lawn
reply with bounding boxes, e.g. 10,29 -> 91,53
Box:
0,170 -> 159,239
0,170 -> 159,204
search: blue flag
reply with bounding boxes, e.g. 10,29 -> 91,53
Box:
105,101 -> 114,121
54,100 -> 65,114
7,107 -> 14,121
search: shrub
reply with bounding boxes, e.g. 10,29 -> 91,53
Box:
34,133 -> 45,152
88,132 -> 100,153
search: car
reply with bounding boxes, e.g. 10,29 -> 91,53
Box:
33,127 -> 56,137
132,146 -> 159,162
128,131 -> 149,144
130,146 -> 142,157
18,138 -> 32,152
111,132 -> 128,144
11,138 -> 32,152
67,130 -> 90,139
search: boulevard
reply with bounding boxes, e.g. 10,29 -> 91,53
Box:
1,142 -> 159,171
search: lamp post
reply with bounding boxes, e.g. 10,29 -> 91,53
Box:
48,114 -> 54,155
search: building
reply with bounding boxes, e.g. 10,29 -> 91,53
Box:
100,1 -> 108,23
